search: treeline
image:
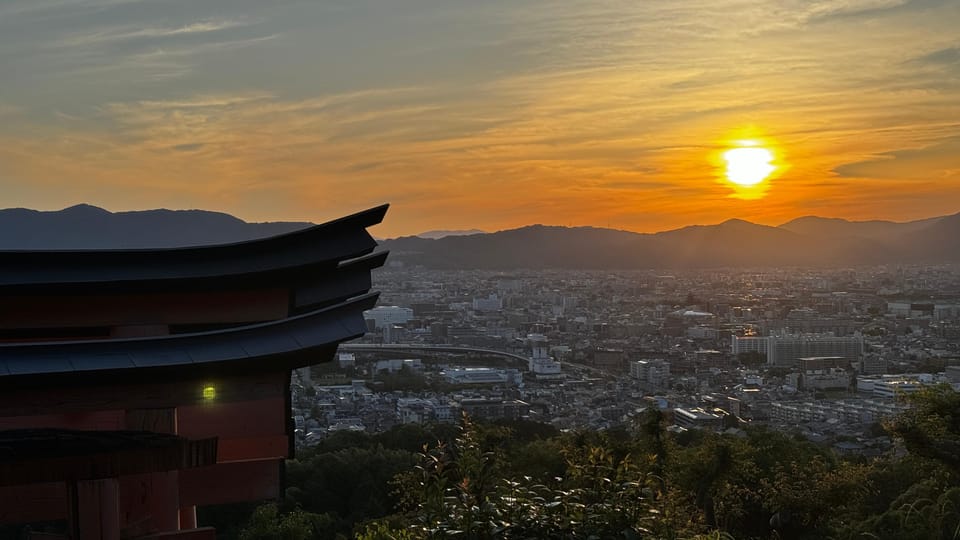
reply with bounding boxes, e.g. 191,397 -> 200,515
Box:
213,386 -> 960,539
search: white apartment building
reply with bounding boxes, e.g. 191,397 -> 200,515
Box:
733,334 -> 863,367
673,408 -> 723,430
630,359 -> 671,388
771,334 -> 862,367
443,367 -> 523,385
528,334 -> 562,377
364,306 -> 414,329
397,398 -> 457,424
872,379 -> 923,399
770,399 -> 906,424
732,335 -> 770,358
374,358 -> 423,374
337,352 -> 356,369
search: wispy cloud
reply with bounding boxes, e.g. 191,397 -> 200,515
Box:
53,20 -> 248,48
797,0 -> 911,22
833,136 -> 960,179
50,34 -> 280,82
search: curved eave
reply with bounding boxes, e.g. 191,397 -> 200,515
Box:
0,204 -> 388,289
0,292 -> 379,384
293,250 -> 389,311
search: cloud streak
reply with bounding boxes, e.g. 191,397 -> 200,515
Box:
53,20 -> 249,48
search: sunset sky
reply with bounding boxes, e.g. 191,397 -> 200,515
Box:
1,0 -> 958,237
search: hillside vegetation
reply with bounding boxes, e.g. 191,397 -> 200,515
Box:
220,385 -> 960,540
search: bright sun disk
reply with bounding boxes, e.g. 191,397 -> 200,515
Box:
723,146 -> 776,187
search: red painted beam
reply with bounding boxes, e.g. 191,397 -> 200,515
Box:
0,482 -> 67,523
0,290 -> 289,330
179,461 -> 280,507
0,410 -> 125,431
177,397 -> 286,439
0,372 -> 287,417
217,436 -> 290,462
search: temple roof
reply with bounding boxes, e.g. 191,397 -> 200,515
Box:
0,204 -> 389,383
0,204 -> 387,292
0,290 -> 378,384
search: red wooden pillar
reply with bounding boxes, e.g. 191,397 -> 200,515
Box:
118,471 -> 180,535
146,471 -> 181,533
74,479 -> 120,540
179,506 -> 197,529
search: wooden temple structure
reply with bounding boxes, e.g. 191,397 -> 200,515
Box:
0,204 -> 389,539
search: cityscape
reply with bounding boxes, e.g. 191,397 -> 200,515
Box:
293,261 -> 960,458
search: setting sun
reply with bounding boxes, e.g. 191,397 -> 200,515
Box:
722,145 -> 776,187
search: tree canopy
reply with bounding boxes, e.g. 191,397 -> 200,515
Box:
211,387 -> 960,539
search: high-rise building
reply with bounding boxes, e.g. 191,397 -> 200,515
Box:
767,333 -> 863,367
731,335 -> 770,358
734,334 -> 863,367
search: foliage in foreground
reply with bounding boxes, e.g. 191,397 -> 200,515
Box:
228,385 -> 960,540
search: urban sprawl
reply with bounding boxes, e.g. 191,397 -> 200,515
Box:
292,264 -> 960,457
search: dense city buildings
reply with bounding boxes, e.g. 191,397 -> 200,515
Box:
287,263 -> 960,456
733,333 -> 864,367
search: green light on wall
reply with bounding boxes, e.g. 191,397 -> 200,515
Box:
202,384 -> 217,401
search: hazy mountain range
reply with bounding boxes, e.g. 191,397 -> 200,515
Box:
0,204 -> 310,249
0,204 -> 957,269
381,212 -> 960,269
415,229 -> 486,239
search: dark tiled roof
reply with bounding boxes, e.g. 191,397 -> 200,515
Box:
0,204 -> 389,382
0,204 -> 387,291
0,290 -> 378,383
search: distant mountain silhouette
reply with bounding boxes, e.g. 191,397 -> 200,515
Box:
0,204 -> 310,249
4,205 -> 958,268
778,215 -> 940,239
899,212 -> 960,262
387,225 -> 650,269
381,212 -> 960,269
416,229 -> 486,239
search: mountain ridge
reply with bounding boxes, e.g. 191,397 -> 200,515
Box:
0,204 -> 310,249
1,204 -> 957,268
416,229 -> 486,239
380,211 -> 960,269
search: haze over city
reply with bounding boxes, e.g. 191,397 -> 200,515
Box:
2,0 -> 959,237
